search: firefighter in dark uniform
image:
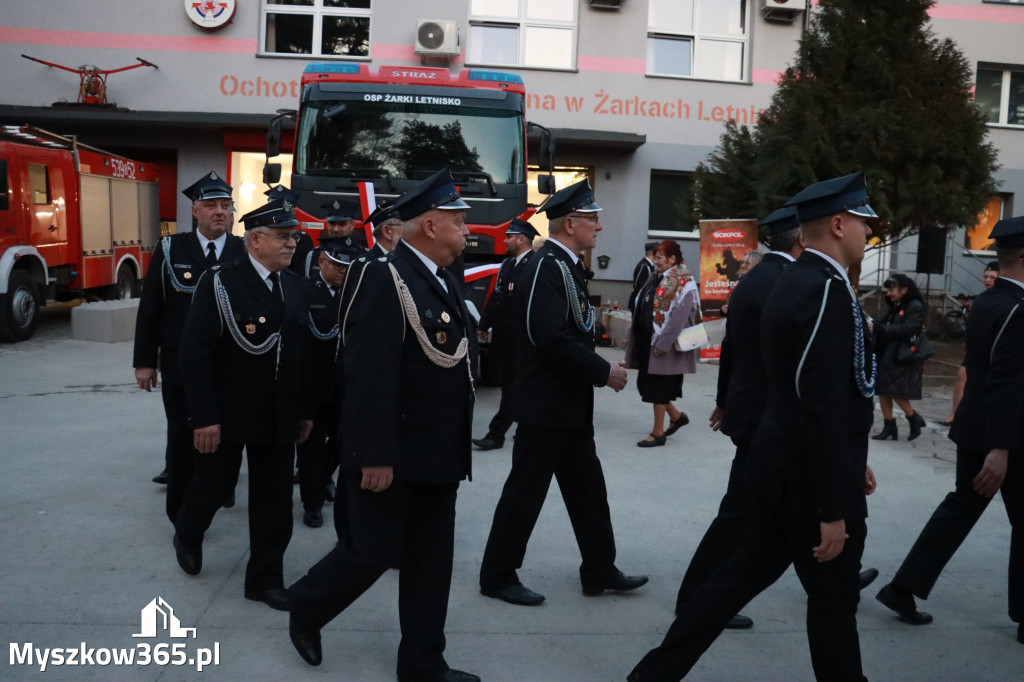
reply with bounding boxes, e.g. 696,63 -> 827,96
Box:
134,171 -> 245,521
629,172 -> 878,682
472,217 -> 538,451
263,185 -> 317,280
172,197 -> 313,612
629,242 -> 656,312
287,168 -> 480,682
366,199 -> 404,257
478,180 -> 647,607
295,237 -> 354,530
876,215 -> 1024,646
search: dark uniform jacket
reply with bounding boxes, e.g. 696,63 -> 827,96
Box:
180,256 -> 312,445
950,277 -> 1024,453
716,252 -> 792,440
304,274 -> 344,405
338,241 -> 474,484
511,241 -> 609,429
133,231 -> 245,384
748,251 -> 874,522
288,230 -> 316,278
479,252 -> 533,351
629,257 -> 655,312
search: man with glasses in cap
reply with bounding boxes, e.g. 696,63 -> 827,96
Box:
479,179 -> 647,608
296,237 -> 356,530
287,168 -> 479,682
472,217 -> 539,452
172,197 -> 313,612
134,171 -> 245,518
630,172 -> 878,682
876,215 -> 1024,647
366,199 -> 404,258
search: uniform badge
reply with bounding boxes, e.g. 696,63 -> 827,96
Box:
435,331 -> 447,344
183,271 -> 192,280
441,311 -> 451,323
377,257 -> 387,262
258,316 -> 266,323
245,323 -> 257,335
424,309 -> 434,319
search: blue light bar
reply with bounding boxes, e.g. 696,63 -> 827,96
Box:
466,69 -> 523,84
303,62 -> 360,75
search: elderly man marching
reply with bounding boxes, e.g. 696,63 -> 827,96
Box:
172,197 -> 313,612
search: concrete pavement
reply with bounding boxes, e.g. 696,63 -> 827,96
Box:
0,308 -> 1020,681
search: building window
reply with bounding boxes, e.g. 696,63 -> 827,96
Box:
648,170 -> 696,235
976,66 -> 1024,126
467,0 -> 576,70
261,0 -> 370,58
982,1 -> 1024,4
647,0 -> 747,82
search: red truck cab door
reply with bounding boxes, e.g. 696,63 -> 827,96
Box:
21,149 -> 70,263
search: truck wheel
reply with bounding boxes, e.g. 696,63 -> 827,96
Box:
110,263 -> 140,300
0,271 -> 39,342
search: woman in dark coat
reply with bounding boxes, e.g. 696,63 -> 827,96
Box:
871,273 -> 927,441
624,240 -> 698,447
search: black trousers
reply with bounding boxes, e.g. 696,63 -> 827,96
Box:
675,437 -> 752,610
295,402 -> 336,512
479,422 -> 617,591
288,474 -> 459,678
161,380 -> 194,524
485,348 -> 517,439
630,496 -> 867,682
174,441 -> 293,591
893,445 -> 1022,623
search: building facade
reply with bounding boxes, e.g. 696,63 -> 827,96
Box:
1,0 -> 1022,303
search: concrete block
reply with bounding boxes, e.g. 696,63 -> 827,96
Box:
71,299 -> 139,343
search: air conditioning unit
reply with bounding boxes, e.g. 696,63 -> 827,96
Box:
761,0 -> 804,24
415,19 -> 460,60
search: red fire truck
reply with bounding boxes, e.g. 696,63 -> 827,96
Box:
0,125 -> 160,341
264,62 -> 555,314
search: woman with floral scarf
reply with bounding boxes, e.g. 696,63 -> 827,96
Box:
624,239 -> 699,447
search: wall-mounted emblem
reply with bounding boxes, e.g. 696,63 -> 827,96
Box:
184,0 -> 236,30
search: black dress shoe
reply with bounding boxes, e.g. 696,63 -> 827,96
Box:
664,413 -> 690,436
289,614 -> 322,666
859,567 -> 879,590
245,587 -> 290,611
637,434 -> 666,448
876,583 -> 932,624
222,490 -> 235,509
324,480 -> 336,502
397,668 -> 481,682
725,613 -> 753,629
173,533 -> 202,575
480,583 -> 545,606
152,468 -> 169,484
303,508 -> 323,528
471,435 -> 504,451
583,569 -> 649,596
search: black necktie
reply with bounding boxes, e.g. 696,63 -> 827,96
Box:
206,242 -> 217,267
438,268 -> 462,316
268,272 -> 279,297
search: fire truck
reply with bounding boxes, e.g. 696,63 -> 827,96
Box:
264,62 -> 555,318
0,125 -> 160,341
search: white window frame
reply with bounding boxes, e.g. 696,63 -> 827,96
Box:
467,0 -> 578,71
646,0 -> 749,83
259,0 -> 373,60
977,66 -> 1024,128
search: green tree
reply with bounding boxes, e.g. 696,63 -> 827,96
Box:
692,0 -> 998,244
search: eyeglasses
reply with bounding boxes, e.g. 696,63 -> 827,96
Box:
256,229 -> 301,243
569,213 -> 600,222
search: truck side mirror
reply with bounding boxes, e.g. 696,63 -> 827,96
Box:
266,117 -> 282,159
538,129 -> 555,173
263,163 -> 282,185
537,174 -> 556,195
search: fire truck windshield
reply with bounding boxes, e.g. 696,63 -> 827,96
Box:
295,99 -> 525,188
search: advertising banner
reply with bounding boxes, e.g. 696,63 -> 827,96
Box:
698,219 -> 759,360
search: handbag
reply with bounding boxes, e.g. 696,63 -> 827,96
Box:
674,299 -> 709,352
895,330 -> 935,364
